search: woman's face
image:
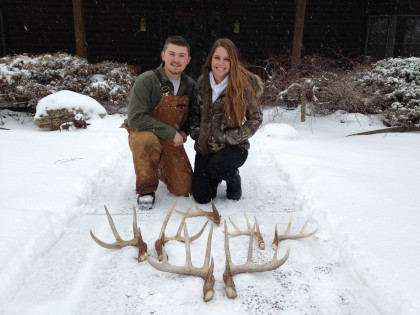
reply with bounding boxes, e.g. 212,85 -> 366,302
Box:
211,46 -> 230,84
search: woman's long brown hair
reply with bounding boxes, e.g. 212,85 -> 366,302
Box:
203,38 -> 257,128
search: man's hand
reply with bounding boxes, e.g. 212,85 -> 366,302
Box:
172,131 -> 185,146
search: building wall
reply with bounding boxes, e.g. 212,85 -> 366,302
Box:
366,0 -> 420,15
304,0 -> 367,57
83,0 -> 158,68
3,0 -> 74,55
2,0 -> 419,75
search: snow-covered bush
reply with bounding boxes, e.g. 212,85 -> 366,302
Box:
261,55 -> 420,127
0,52 -> 136,110
356,57 -> 420,127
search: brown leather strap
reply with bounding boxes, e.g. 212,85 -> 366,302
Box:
153,69 -> 171,96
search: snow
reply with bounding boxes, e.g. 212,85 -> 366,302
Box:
1,93 -> 420,315
34,90 -> 107,119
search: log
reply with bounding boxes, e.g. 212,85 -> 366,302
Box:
346,125 -> 420,136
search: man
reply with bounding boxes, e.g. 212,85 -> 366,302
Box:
121,36 -> 195,210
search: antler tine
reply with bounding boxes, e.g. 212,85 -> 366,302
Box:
90,205 -> 147,261
169,209 -> 209,243
155,200 -> 209,261
155,199 -> 178,261
211,200 -> 221,225
174,195 -> 221,225
223,220 -> 289,299
136,226 -> 148,262
227,213 -> 250,235
90,205 -> 137,248
147,222 -> 215,302
226,213 -> 265,250
272,217 -> 318,250
223,220 -> 237,299
203,257 -> 215,302
254,216 -> 265,250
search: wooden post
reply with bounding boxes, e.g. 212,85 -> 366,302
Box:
301,79 -> 314,123
291,0 -> 306,79
73,0 -> 87,58
301,94 -> 306,122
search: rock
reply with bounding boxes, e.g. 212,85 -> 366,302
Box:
34,90 -> 107,130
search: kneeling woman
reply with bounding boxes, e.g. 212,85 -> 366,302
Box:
190,38 -> 263,204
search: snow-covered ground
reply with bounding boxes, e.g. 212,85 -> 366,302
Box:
0,98 -> 419,314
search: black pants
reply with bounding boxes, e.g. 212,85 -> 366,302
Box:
192,146 -> 248,204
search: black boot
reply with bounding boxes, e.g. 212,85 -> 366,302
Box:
226,171 -> 242,201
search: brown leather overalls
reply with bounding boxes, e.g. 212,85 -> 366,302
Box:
122,73 -> 192,196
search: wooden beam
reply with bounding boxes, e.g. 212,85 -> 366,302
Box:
291,0 -> 306,78
73,0 -> 87,58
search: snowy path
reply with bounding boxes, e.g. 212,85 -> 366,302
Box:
2,117 -> 381,315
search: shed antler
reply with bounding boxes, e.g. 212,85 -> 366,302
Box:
155,199 -> 208,261
223,220 -> 290,299
147,223 -> 215,302
227,212 -> 265,249
90,205 -> 147,262
175,195 -> 221,225
272,218 -> 318,250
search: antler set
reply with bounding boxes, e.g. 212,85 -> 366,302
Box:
90,199 -> 317,302
90,197 -> 219,302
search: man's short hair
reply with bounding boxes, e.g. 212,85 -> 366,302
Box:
163,35 -> 190,55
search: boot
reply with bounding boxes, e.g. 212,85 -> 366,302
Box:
137,192 -> 155,210
226,171 -> 242,201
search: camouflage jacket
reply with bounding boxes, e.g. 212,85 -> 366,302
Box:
190,70 -> 263,156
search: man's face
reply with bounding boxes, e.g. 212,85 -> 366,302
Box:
161,44 -> 191,79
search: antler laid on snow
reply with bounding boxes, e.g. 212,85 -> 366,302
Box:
147,223 -> 215,302
227,212 -> 265,249
272,218 -> 318,250
174,195 -> 221,225
223,220 -> 290,299
90,205 -> 147,262
155,199 -> 208,261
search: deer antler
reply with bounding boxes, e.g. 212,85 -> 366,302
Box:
227,212 -> 265,249
155,199 -> 208,261
147,222 -> 215,302
223,220 -> 289,299
175,195 -> 221,225
90,205 -> 147,262
272,218 -> 318,250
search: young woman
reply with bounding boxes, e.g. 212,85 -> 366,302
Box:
190,38 -> 263,204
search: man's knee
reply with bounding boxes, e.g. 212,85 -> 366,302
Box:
168,184 -> 191,197
167,174 -> 192,196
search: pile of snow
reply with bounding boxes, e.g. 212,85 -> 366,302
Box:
35,90 -> 107,120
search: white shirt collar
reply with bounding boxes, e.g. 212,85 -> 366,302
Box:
209,71 -> 228,103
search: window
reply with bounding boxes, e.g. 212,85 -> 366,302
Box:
365,15 -> 420,59
395,16 -> 420,57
